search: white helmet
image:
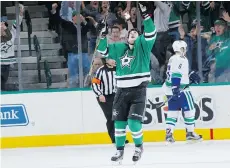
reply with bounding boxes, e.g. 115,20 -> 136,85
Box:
172,40 -> 187,56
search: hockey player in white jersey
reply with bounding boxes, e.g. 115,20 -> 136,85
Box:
162,40 -> 202,143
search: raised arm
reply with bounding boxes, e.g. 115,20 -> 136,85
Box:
10,4 -> 24,42
97,37 -> 109,58
138,2 -> 157,53
96,20 -> 118,59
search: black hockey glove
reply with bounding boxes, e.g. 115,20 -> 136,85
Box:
97,19 -> 108,38
189,71 -> 201,84
138,2 -> 149,19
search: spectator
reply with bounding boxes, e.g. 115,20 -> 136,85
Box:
168,2 -> 181,41
1,21 -> 12,42
82,1 -> 99,17
114,5 -> 125,20
130,6 -> 137,29
112,18 -> 132,42
180,1 -> 212,32
60,1 -> 76,22
45,1 -> 61,35
83,1 -> 117,55
96,1 -> 117,28
108,26 -> 124,44
59,1 -> 77,66
52,4 -> 91,88
179,23 -> 208,72
151,1 -> 172,81
1,4 -> 24,91
81,1 -> 100,55
206,11 -> 230,82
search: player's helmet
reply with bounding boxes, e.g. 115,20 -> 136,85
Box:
172,40 -> 187,56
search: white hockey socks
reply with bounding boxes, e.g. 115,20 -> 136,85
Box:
184,109 -> 195,132
166,111 -> 179,134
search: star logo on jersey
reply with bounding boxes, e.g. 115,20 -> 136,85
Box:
216,41 -> 223,48
120,51 -> 134,69
1,41 -> 13,53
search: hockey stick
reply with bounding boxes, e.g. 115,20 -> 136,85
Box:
83,39 -> 101,87
83,15 -> 108,87
156,82 -> 193,109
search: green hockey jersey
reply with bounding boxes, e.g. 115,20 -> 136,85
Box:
169,2 -> 181,29
206,21 -> 230,57
215,39 -> 230,71
181,1 -> 212,32
206,21 -> 230,76
97,16 -> 156,88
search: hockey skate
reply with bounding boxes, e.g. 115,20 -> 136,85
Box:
165,132 -> 175,145
165,128 -> 175,145
111,150 -> 124,165
132,145 -> 143,164
186,132 -> 203,143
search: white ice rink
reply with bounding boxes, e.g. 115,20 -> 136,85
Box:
1,140 -> 230,168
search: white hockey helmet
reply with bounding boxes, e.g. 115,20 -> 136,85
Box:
172,40 -> 187,56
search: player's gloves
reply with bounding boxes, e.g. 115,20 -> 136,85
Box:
171,76 -> 181,101
172,86 -> 180,101
138,2 -> 149,19
189,71 -> 201,84
97,18 -> 108,38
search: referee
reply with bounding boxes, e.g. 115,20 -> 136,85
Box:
92,58 -> 116,144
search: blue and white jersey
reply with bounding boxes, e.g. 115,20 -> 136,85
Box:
162,53 -> 190,95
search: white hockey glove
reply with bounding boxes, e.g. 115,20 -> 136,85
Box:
138,2 -> 149,19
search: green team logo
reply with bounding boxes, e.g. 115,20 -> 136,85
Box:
120,51 -> 135,69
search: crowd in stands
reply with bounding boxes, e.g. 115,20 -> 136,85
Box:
1,1 -> 230,91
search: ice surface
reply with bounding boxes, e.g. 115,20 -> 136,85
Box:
1,140 -> 230,168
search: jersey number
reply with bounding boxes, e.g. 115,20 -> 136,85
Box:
178,64 -> 182,69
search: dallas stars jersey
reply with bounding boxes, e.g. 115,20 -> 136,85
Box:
162,53 -> 190,95
97,16 -> 156,88
1,15 -> 23,65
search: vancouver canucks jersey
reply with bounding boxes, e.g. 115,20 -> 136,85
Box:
163,53 -> 190,95
97,16 -> 156,88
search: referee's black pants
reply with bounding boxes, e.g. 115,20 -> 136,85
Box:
97,93 -> 115,143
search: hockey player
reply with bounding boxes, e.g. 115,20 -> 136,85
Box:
162,40 -> 202,144
97,2 -> 156,164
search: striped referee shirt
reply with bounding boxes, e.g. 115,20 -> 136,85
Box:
92,65 -> 116,97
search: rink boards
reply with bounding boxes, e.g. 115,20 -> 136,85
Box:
1,83 -> 230,149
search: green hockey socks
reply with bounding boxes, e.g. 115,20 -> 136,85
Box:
114,121 -> 127,149
114,119 -> 143,150
128,119 -> 143,147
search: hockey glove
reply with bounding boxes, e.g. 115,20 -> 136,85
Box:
172,86 -> 180,101
171,77 -> 181,101
97,19 -> 108,38
138,2 -> 149,19
189,71 -> 201,84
